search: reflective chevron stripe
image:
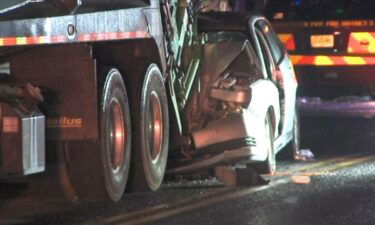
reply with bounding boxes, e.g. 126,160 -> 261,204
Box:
291,55 -> 375,66
348,32 -> 375,53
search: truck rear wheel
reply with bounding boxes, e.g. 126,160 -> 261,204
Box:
129,64 -> 169,191
67,68 -> 131,202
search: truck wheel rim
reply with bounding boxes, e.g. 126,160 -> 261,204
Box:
109,98 -> 126,172
148,91 -> 163,163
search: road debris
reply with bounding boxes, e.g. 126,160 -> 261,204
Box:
214,166 -> 269,186
295,149 -> 315,161
291,175 -> 311,184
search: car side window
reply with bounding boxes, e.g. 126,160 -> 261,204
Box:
255,28 -> 276,80
256,19 -> 285,64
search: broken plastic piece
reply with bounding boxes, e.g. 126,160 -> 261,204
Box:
295,149 -> 314,161
210,88 -> 251,104
214,166 -> 269,186
291,175 -> 311,184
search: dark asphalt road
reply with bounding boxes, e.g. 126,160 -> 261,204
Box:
1,115 -> 375,225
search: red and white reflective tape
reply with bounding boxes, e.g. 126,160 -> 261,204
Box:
77,31 -> 150,42
0,31 -> 150,47
0,35 -> 67,46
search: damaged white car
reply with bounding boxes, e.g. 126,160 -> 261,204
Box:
169,12 -> 299,181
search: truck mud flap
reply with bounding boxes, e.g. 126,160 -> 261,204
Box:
9,45 -> 98,140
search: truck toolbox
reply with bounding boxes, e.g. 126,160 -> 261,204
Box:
0,91 -> 45,176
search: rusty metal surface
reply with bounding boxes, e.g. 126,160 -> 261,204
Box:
9,44 -> 98,140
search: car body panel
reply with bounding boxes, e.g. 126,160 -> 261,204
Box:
170,11 -> 299,173
249,16 -> 298,154
247,79 -> 280,161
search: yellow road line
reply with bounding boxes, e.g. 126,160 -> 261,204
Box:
90,186 -> 236,225
274,155 -> 375,177
318,155 -> 375,173
109,179 -> 289,225
279,155 -> 375,179
271,155 -> 356,176
124,155 -> 375,225
94,157 -> 344,224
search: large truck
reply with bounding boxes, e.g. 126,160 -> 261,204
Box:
0,0 -> 294,202
266,0 -> 375,116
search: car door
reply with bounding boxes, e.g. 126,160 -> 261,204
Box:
254,18 -> 298,145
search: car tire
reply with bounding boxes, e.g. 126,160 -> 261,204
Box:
253,112 -> 276,174
287,106 -> 301,160
129,64 -> 169,191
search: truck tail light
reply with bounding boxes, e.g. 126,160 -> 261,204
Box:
348,32 -> 375,54
278,33 -> 296,51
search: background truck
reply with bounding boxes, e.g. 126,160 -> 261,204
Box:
266,0 -> 375,116
0,0 -> 290,202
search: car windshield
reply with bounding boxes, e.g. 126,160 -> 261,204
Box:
265,0 -> 375,21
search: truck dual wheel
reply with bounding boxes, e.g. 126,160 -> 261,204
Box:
66,68 -> 131,202
129,64 -> 169,191
253,112 -> 276,174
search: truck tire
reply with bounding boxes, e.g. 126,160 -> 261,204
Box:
66,68 -> 132,202
253,112 -> 276,174
129,64 -> 169,191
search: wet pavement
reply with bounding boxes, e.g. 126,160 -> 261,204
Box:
1,115 -> 375,225
298,96 -> 375,118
